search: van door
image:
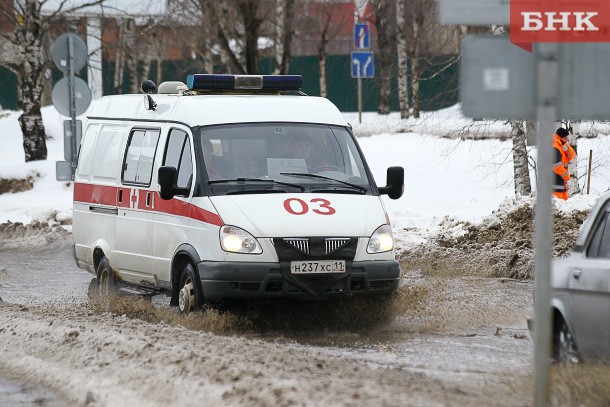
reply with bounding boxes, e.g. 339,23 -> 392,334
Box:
570,210 -> 610,361
152,127 -> 194,283
115,127 -> 161,284
73,124 -> 125,270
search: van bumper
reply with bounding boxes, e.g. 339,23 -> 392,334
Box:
197,260 -> 400,301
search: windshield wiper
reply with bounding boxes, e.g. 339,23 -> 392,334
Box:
280,173 -> 368,193
208,178 -> 305,192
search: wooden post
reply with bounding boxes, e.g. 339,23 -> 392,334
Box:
587,149 -> 593,194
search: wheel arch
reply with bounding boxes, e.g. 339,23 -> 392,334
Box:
91,238 -> 112,273
551,297 -> 572,334
170,244 -> 202,303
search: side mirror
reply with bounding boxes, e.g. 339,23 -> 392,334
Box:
158,166 -> 178,200
158,166 -> 191,200
378,166 -> 404,200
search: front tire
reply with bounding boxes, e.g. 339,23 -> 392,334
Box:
177,263 -> 203,314
553,317 -> 580,364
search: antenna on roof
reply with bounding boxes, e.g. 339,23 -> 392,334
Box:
141,80 -> 157,111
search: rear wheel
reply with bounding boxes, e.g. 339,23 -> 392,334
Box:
553,317 -> 580,364
177,263 -> 203,314
94,257 -> 118,311
97,257 -> 117,296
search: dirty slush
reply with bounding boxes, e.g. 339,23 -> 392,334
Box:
1,199 -> 609,406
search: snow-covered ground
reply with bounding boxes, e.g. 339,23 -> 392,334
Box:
1,104 -> 609,242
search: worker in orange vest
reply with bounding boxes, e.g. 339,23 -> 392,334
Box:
552,127 -> 576,200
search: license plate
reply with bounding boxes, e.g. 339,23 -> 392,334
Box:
290,260 -> 346,274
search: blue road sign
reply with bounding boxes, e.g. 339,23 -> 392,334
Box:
351,51 -> 374,78
354,22 -> 371,49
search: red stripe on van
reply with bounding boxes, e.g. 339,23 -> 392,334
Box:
74,182 -> 224,227
74,183 -> 118,206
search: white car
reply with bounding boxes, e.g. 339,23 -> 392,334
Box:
546,192 -> 610,363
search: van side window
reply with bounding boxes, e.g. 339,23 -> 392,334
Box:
163,129 -> 193,189
122,129 -> 160,186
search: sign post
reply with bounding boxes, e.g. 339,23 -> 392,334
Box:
52,33 -> 91,181
351,21 -> 373,123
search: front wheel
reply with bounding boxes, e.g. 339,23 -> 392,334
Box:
553,317 -> 580,364
177,263 -> 204,314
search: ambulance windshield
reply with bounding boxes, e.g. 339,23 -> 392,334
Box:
197,123 -> 374,194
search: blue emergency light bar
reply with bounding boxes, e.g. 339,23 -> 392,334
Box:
186,74 -> 302,92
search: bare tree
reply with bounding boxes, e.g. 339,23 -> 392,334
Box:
317,12 -> 331,98
123,18 -> 139,94
511,120 -> 532,196
395,0 -> 409,119
272,0 -> 295,74
409,0 -> 424,117
404,0 -> 460,118
174,0 -> 279,75
373,0 -> 394,115
0,0 -> 103,162
302,1 -> 347,98
112,18 -> 126,94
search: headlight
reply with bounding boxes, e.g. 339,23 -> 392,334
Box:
367,224 -> 394,253
220,226 -> 262,254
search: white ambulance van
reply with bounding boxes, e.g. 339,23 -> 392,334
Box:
73,74 -> 404,312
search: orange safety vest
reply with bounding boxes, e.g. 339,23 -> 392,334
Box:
552,134 -> 576,200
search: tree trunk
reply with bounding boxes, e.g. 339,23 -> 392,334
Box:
273,0 -> 285,75
375,0 -> 393,115
40,31 -> 52,107
272,0 -> 294,75
511,120 -> 531,196
139,28 -> 156,85
411,9 -> 423,118
279,0 -> 295,75
214,0 -> 245,74
113,19 -> 125,94
15,0 -> 47,161
395,0 -> 409,119
197,0 -> 214,74
318,16 -> 330,98
240,0 -> 260,74
124,18 -> 138,94
319,53 -> 327,98
566,121 -> 581,196
525,120 -> 537,146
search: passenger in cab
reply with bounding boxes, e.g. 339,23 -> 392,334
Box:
203,140 -> 232,180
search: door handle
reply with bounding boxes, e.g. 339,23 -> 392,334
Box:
572,269 -> 582,281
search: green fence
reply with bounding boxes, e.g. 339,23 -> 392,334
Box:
0,54 -> 457,112
0,67 -> 16,109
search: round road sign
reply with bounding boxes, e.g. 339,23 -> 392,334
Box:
52,33 -> 87,73
52,77 -> 92,116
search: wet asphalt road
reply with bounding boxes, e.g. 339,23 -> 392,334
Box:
0,240 -> 86,406
0,237 -> 535,406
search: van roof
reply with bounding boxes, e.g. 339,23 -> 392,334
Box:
87,94 -> 349,127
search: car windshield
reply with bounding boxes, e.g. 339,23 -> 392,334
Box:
196,123 -> 374,195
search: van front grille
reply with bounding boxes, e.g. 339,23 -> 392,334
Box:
325,238 -> 350,254
283,238 -> 310,254
276,237 -> 356,259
